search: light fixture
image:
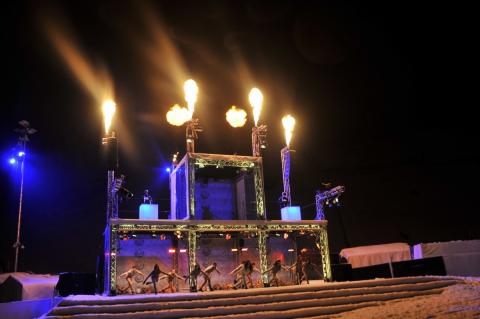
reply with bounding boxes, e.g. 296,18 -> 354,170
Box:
241,248 -> 248,251
288,248 -> 294,252
231,248 -> 238,252
179,249 -> 187,253
168,249 -> 176,254
18,151 -> 25,157
9,158 -> 16,165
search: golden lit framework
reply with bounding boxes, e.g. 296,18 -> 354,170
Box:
106,219 -> 332,294
170,153 -> 266,220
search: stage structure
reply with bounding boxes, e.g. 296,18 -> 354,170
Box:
103,82 -> 333,295
315,185 -> 346,220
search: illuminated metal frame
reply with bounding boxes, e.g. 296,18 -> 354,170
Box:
171,153 -> 266,220
105,219 -> 331,294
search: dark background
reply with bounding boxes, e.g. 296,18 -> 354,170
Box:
0,1 -> 477,274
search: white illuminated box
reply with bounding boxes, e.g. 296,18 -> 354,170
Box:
139,204 -> 158,220
281,206 -> 302,221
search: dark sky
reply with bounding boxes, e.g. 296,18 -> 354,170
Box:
0,1 -> 477,274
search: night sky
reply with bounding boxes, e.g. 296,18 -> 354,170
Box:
0,1 -> 477,274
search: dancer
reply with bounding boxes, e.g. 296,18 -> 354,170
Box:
230,260 -> 260,289
119,265 -> 145,294
159,269 -> 184,293
263,259 -> 288,287
287,258 -> 303,285
198,262 -> 220,291
295,256 -> 322,284
184,262 -> 204,292
142,264 -> 167,294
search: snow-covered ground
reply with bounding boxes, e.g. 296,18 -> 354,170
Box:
42,277 -> 480,319
326,277 -> 480,319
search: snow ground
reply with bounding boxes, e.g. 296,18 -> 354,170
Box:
42,277 -> 480,319
326,278 -> 480,319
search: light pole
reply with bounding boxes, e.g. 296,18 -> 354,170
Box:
101,99 -> 117,295
12,120 -> 36,272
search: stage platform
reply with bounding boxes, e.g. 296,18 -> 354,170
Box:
104,219 -> 332,295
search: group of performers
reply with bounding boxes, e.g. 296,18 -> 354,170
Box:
119,256 -> 321,294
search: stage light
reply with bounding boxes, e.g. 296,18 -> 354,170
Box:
18,151 -> 25,157
165,167 -> 171,173
102,99 -> 116,135
168,249 -> 176,254
282,114 -> 296,148
152,233 -> 157,238
241,248 -> 248,251
179,249 -> 187,253
226,106 -> 247,128
184,79 -> 198,116
288,248 -> 294,252
231,248 -> 238,252
9,158 -> 16,165
249,88 -> 263,126
301,248 -> 308,253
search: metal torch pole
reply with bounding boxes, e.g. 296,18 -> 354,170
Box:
13,140 -> 26,272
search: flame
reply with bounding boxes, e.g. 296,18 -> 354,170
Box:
226,106 -> 247,128
249,88 -> 263,126
184,79 -> 198,117
282,114 -> 296,147
166,104 -> 191,126
102,100 -> 116,134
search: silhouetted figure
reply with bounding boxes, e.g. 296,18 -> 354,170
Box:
160,269 -> 184,293
199,262 -> 220,291
143,264 -> 167,294
119,265 -> 145,294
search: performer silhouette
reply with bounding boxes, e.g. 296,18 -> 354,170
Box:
263,259 -> 288,287
119,265 -> 145,294
142,264 -> 167,294
198,262 -> 220,291
159,269 -> 184,293
184,262 -> 204,292
230,260 -> 260,289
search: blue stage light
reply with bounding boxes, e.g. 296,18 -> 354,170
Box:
18,151 -> 25,157
9,158 -> 16,165
165,167 -> 171,173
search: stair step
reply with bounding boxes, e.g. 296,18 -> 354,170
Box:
42,277 -> 462,319
47,280 -> 458,317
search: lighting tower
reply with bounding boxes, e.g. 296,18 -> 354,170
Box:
101,100 -> 118,221
12,120 -> 36,272
315,185 -> 345,220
